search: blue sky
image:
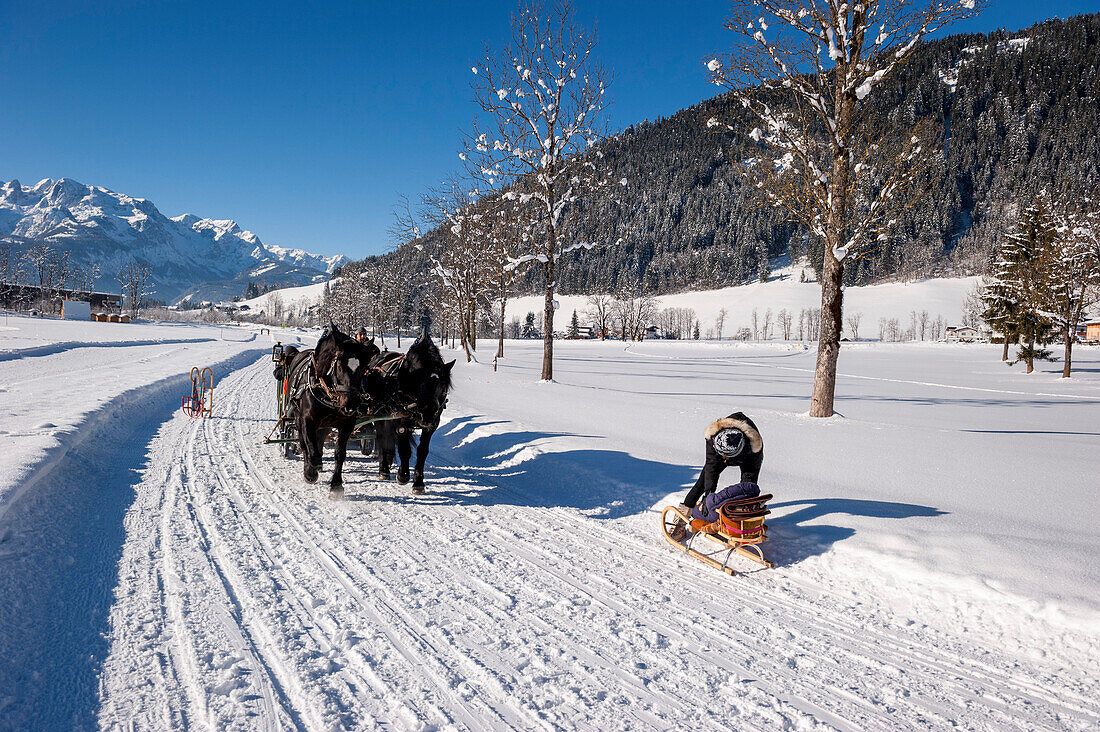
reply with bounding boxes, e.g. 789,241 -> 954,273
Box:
1,1 -> 1094,259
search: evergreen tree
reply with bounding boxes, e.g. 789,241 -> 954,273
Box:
991,195 -> 1059,373
521,312 -> 538,339
693,319 -> 700,340
568,309 -> 580,338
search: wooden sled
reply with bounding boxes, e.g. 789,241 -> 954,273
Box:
181,367 -> 213,418
660,495 -> 775,575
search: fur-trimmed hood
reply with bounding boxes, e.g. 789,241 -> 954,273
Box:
704,414 -> 763,453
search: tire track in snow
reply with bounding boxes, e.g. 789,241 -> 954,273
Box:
158,451 -> 215,730
426,434 -> 1100,729
220,365 -> 540,730
176,416 -> 313,730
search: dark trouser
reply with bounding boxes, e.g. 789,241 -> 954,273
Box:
683,453 -> 761,509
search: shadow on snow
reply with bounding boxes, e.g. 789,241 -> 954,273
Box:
341,414 -> 946,568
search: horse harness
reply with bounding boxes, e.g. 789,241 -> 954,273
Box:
368,351 -> 448,428
282,349 -> 357,415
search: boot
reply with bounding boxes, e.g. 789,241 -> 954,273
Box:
668,504 -> 691,542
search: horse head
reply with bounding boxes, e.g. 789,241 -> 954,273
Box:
400,336 -> 454,426
313,326 -> 379,415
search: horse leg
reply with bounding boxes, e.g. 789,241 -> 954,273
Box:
411,425 -> 436,494
300,412 -> 321,484
330,420 -> 352,499
376,422 -> 394,480
306,425 -> 327,484
396,424 -> 412,486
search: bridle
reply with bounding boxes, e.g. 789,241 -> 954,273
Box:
309,350 -> 360,415
370,352 -> 448,427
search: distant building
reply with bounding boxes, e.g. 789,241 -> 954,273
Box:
61,300 -> 91,320
1085,322 -> 1100,344
941,325 -> 994,343
1,282 -> 121,311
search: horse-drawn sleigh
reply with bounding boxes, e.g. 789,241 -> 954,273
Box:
266,325 -> 454,498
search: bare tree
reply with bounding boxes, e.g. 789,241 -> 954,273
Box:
707,0 -> 983,416
762,307 -> 774,340
585,292 -> 614,340
715,307 -> 728,340
468,0 -> 615,380
612,278 -> 659,341
117,260 -> 153,318
846,312 -> 862,341
778,308 -> 794,340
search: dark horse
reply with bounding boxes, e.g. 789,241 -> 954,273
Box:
281,325 -> 379,497
369,336 -> 454,494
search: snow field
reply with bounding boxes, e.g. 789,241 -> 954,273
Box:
504,269 -> 983,336
2,320 -> 1098,729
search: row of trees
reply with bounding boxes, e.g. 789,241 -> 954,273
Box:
980,193 -> 1100,376
360,0 -> 984,415
1,242 -> 101,312
2,240 -> 154,317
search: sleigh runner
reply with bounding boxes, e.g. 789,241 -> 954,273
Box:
660,495 -> 774,575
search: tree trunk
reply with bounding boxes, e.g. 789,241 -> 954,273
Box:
541,254 -> 555,381
468,301 -> 477,352
497,298 -> 506,358
1026,332 -> 1035,374
1001,335 -> 1010,361
1063,330 -> 1073,378
810,249 -> 844,417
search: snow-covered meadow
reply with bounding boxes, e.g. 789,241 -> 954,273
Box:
506,268 -> 982,337
1,316 -> 1098,729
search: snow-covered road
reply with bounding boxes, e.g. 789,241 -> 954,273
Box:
94,349 -> 1098,730
2,321 -> 1098,730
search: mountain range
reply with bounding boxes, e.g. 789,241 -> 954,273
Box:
0,177 -> 344,303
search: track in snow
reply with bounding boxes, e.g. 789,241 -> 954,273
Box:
98,355 -> 1100,730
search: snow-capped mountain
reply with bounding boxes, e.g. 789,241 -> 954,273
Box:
0,177 -> 345,303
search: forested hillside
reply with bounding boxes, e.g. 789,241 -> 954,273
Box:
371,13 -> 1100,297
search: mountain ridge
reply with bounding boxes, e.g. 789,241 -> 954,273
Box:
0,176 -> 345,303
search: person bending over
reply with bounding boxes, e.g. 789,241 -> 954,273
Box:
670,412 -> 764,541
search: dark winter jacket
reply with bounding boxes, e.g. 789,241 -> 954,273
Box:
691,481 -> 761,523
683,412 -> 764,509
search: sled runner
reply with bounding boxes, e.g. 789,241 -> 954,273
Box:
660,495 -> 774,575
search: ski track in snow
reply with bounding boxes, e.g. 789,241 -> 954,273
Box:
92,354 -> 1100,730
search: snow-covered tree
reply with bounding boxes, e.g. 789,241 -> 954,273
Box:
522,311 -> 538,338
988,195 -> 1059,373
1044,199 -> 1100,378
467,0 -> 616,380
706,0 -> 983,415
568,309 -> 580,338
